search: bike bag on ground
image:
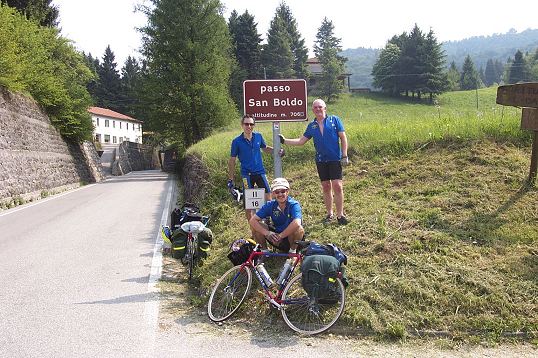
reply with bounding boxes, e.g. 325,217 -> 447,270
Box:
227,238 -> 254,266
196,228 -> 213,259
170,203 -> 203,230
303,241 -> 349,287
301,255 -> 341,303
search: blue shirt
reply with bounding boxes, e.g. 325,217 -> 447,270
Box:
303,115 -> 345,162
255,197 -> 302,234
230,132 -> 267,176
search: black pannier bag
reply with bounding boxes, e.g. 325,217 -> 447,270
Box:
227,239 -> 254,266
197,228 -> 213,259
171,203 -> 203,230
171,230 -> 188,259
301,255 -> 341,303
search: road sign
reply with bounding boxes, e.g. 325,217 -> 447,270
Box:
521,107 -> 538,131
244,188 -> 265,210
496,82 -> 538,182
496,83 -> 538,107
243,79 -> 308,122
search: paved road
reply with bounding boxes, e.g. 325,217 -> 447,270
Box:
1,170 -> 535,358
0,171 -> 174,357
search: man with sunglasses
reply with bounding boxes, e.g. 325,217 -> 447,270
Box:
228,115 -> 284,222
249,177 -> 304,253
279,98 -> 349,225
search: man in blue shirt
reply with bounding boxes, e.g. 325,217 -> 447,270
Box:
249,177 -> 304,252
279,98 -> 350,225
228,115 -> 283,222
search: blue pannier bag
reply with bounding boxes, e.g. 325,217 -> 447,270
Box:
304,242 -> 347,266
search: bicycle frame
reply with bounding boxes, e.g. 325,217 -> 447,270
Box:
236,247 -> 303,309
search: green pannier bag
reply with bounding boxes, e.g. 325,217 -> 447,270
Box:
197,228 -> 213,259
171,230 -> 188,259
301,255 -> 341,303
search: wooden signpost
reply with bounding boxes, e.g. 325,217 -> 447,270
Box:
496,83 -> 538,182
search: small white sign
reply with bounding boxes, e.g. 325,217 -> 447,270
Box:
245,188 -> 266,210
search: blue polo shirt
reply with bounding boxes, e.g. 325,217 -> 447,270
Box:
255,197 -> 302,233
303,115 -> 345,162
230,132 -> 267,176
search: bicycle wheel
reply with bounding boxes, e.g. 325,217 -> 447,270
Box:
280,273 -> 345,335
187,236 -> 195,280
207,265 -> 252,322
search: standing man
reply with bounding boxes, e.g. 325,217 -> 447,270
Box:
279,98 -> 349,225
228,114 -> 283,222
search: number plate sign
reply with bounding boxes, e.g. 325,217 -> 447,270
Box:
243,79 -> 308,122
245,188 -> 266,210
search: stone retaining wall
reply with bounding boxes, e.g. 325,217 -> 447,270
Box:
0,87 -> 105,208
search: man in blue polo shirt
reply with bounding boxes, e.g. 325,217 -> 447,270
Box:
228,115 -> 283,222
249,177 -> 304,252
279,98 -> 350,225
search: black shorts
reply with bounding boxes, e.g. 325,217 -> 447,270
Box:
268,236 -> 291,252
242,174 -> 270,193
316,161 -> 342,181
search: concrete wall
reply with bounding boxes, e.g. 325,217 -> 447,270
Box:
0,87 -> 105,208
111,141 -> 159,176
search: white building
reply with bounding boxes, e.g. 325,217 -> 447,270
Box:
88,107 -> 143,145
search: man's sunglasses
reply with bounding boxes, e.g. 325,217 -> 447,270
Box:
243,122 -> 255,127
273,189 -> 287,195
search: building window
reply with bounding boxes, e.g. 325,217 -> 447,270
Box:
126,137 -> 130,142
119,137 -> 123,143
126,123 -> 129,130
95,134 -> 101,142
96,118 -> 100,126
113,121 -> 116,128
113,136 -> 117,144
105,119 -> 109,127
119,122 -> 122,129
104,134 -> 110,143
137,124 -> 140,131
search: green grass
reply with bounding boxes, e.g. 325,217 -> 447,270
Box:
181,87 -> 537,341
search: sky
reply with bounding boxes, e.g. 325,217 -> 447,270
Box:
51,0 -> 538,68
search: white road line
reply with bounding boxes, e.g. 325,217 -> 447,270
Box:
144,175 -> 173,338
0,184 -> 97,218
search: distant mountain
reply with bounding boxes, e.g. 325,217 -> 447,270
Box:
342,28 -> 538,89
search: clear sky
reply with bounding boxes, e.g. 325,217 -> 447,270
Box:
51,0 -> 538,67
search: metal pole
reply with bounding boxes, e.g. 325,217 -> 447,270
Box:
273,122 -> 282,178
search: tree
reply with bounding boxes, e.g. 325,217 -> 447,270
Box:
228,10 -> 262,109
95,45 -> 122,112
508,50 -> 528,84
397,24 -> 424,97
275,2 -> 308,78
1,0 -> 58,27
120,56 -> 141,117
419,29 -> 448,101
460,55 -> 481,90
484,59 -> 497,86
372,43 -> 401,94
447,61 -> 460,91
262,14 -> 294,79
139,0 -> 237,150
314,17 -> 346,102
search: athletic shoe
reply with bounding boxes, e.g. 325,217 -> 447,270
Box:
337,216 -> 349,225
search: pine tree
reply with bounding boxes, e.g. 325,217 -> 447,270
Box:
95,45 -> 122,112
484,59 -> 497,86
372,43 -> 401,94
275,2 -> 308,78
420,29 -> 448,101
508,50 -> 528,84
120,56 -> 141,117
447,61 -> 460,91
314,17 -> 346,102
262,15 -> 294,79
1,0 -> 58,27
139,0 -> 237,149
460,55 -> 480,90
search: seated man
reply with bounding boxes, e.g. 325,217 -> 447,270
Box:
249,177 -> 305,253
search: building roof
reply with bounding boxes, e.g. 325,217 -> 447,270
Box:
88,106 -> 143,123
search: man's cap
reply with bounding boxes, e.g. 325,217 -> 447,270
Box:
271,177 -> 290,191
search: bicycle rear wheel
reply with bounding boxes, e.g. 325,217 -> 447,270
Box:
207,265 -> 252,322
187,236 -> 195,280
280,273 -> 345,335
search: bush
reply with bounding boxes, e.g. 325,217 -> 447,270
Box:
0,5 -> 94,141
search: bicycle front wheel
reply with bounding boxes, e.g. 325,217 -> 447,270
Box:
281,273 -> 345,335
207,265 -> 252,322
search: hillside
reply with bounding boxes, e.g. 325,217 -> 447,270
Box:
170,89 -> 537,341
343,28 -> 538,89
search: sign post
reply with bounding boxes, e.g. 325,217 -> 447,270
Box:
243,79 -> 308,178
496,83 -> 538,182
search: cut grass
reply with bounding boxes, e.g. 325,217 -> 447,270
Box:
180,88 -> 537,341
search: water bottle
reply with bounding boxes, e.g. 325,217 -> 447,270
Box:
256,263 -> 273,287
276,258 -> 293,286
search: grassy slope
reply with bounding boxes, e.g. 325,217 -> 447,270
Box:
184,88 -> 537,341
